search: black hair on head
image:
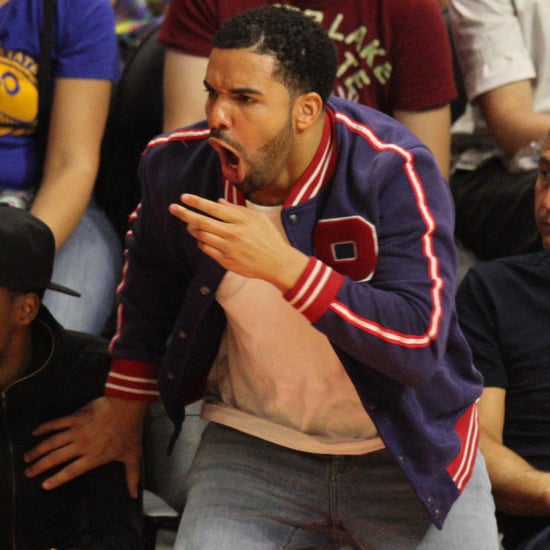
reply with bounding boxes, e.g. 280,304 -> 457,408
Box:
212,6 -> 337,104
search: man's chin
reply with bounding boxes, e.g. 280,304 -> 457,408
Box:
231,178 -> 256,195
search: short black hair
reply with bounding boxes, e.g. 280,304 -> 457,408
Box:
212,6 -> 337,104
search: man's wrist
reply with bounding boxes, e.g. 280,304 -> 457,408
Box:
269,247 -> 310,293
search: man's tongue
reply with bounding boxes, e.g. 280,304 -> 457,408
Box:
221,149 -> 245,184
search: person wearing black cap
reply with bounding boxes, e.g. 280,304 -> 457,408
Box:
0,205 -> 142,549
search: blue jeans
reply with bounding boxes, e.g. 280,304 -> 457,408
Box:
175,423 -> 499,550
42,200 -> 123,334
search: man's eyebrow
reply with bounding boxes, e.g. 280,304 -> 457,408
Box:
203,80 -> 264,96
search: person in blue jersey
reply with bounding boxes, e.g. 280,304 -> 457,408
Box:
23,7 -> 499,549
0,0 -> 122,335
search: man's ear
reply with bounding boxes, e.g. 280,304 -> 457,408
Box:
293,92 -> 323,132
15,293 -> 40,326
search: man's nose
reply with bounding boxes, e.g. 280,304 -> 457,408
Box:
207,96 -> 232,130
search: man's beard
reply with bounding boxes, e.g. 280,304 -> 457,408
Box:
239,121 -> 295,198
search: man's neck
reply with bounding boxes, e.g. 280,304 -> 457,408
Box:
247,179 -> 295,206
248,111 -> 327,206
0,330 -> 33,389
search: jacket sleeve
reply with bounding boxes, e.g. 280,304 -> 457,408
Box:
105,144 -> 192,400
285,144 -> 459,387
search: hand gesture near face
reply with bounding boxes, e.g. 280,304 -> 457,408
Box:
169,194 -> 309,292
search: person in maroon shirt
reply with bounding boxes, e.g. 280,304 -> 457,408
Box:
158,0 -> 457,179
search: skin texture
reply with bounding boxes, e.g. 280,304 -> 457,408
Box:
477,80 -> 550,159
23,46 -> 326,496
476,133 -> 550,517
162,51 -> 208,130
30,78 -> 111,249
394,105 -> 451,180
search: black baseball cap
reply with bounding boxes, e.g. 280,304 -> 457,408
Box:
0,205 -> 80,297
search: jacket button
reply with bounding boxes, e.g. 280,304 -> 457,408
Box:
427,496 -> 434,505
434,508 -> 442,518
200,286 -> 211,295
289,214 -> 298,224
178,330 -> 187,339
167,371 -> 175,380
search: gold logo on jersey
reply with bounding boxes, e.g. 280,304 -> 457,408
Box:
0,48 -> 39,136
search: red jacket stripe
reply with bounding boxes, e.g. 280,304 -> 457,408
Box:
446,402 -> 480,492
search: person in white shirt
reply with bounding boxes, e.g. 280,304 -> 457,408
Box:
449,0 -> 550,260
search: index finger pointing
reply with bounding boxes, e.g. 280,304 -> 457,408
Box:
180,193 -> 242,222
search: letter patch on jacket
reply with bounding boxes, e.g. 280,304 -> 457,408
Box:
313,216 -> 377,281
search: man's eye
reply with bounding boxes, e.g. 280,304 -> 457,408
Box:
539,168 -> 550,179
237,95 -> 254,103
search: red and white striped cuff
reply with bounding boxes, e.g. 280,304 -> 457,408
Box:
284,257 -> 344,323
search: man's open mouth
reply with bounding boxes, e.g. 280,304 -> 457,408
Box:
209,137 -> 245,184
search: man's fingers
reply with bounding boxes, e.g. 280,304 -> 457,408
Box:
31,415 -> 76,436
40,455 -> 107,490
124,454 -> 142,499
170,193 -> 242,224
169,202 -> 215,230
187,223 -> 227,249
24,429 -> 74,464
171,202 -> 229,230
25,442 -> 79,481
181,193 -> 234,219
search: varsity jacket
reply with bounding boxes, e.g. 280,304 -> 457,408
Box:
0,306 -> 142,550
106,96 -> 483,528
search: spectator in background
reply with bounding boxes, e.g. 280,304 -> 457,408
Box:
455,131 -> 550,549
0,206 -> 142,550
114,0 -> 166,31
113,0 -> 168,62
449,0 -> 550,260
159,0 -> 457,179
0,0 -> 122,335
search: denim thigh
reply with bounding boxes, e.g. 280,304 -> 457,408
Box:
175,423 -> 498,550
43,201 -> 122,334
